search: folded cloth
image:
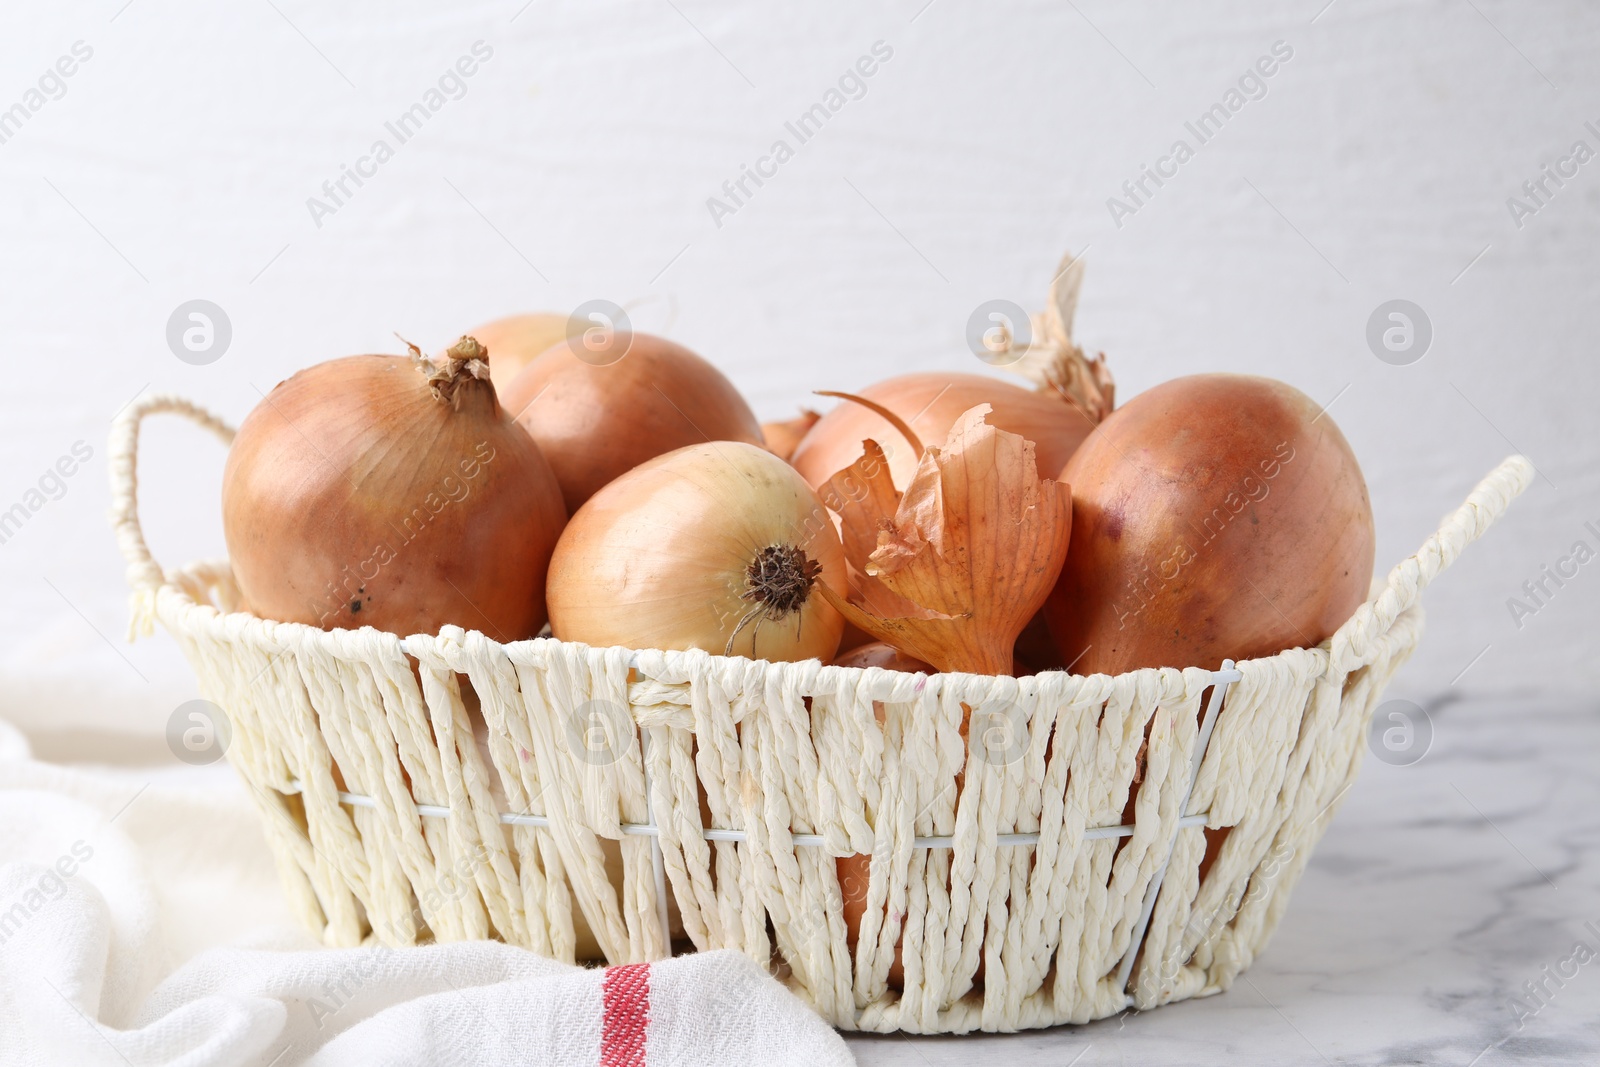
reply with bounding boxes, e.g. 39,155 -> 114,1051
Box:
0,725 -> 854,1067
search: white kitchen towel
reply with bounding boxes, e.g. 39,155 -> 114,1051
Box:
0,724 -> 854,1067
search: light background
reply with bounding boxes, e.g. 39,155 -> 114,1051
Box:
0,0 -> 1595,743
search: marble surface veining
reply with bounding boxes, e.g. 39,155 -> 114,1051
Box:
846,697 -> 1600,1065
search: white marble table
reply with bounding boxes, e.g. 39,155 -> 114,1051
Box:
845,697 -> 1600,1066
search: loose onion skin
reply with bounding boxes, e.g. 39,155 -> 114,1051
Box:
1045,373 -> 1375,675
547,442 -> 846,663
451,312 -> 571,387
789,372 -> 1095,492
499,333 -> 764,515
761,408 -> 820,463
222,344 -> 566,639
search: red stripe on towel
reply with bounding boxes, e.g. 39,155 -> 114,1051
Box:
600,962 -> 651,1067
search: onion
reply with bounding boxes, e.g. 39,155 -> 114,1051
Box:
789,372 -> 1096,492
816,406 -> 1071,676
546,441 -> 846,662
1045,372 -> 1374,675
499,332 -> 765,514
789,251 -> 1114,494
449,312 -> 571,387
222,338 -> 567,639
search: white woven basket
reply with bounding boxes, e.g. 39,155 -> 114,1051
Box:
109,394 -> 1531,1034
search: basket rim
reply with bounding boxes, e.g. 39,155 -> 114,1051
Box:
146,565 -> 1290,692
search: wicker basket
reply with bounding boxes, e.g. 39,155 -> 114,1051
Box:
109,394 -> 1531,1034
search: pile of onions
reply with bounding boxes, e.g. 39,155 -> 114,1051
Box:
499,332 -> 765,515
221,338 -> 566,639
546,442 -> 846,662
205,261 -> 1391,987
1045,372 -> 1375,675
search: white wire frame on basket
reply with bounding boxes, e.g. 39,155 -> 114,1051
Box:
278,657 -> 1243,1000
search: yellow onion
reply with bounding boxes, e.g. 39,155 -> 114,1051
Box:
547,442 -> 845,661
500,332 -> 764,515
1046,373 -> 1374,675
790,252 -> 1114,494
789,372 -> 1096,492
222,338 -> 566,639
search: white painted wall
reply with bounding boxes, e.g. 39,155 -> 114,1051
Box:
1,0 -> 1595,742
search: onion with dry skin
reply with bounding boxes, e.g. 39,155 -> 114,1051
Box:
817,405 -> 1072,676
546,442 -> 846,662
449,312 -> 572,387
792,373 -> 1093,492
222,338 -> 567,639
1045,372 -> 1375,675
500,332 -> 765,514
789,251 -> 1114,492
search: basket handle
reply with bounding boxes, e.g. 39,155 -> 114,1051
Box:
1330,454 -> 1534,674
108,394 -> 237,599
